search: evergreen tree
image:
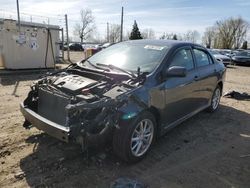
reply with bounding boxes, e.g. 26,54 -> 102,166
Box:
172,34 -> 178,40
129,20 -> 143,40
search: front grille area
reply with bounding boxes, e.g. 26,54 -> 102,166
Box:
38,88 -> 70,126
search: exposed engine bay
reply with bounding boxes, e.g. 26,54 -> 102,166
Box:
22,63 -> 147,147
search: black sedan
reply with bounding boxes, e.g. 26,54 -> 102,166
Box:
232,51 -> 250,66
20,40 -> 226,162
69,43 -> 84,51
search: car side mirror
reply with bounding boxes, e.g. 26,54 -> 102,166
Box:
164,66 -> 187,77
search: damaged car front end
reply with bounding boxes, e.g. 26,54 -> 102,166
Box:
20,64 -> 146,147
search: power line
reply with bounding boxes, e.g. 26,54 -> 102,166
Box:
0,9 -> 63,19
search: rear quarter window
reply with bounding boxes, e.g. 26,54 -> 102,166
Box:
193,49 -> 211,67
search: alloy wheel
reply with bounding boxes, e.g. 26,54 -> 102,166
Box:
212,88 -> 221,110
130,119 -> 154,157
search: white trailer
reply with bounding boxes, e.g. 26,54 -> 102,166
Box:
0,19 -> 60,69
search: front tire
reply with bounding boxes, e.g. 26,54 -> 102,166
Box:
207,86 -> 221,112
113,111 -> 156,163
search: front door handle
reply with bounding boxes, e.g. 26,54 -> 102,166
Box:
194,75 -> 199,81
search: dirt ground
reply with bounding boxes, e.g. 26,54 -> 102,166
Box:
0,54 -> 250,187
63,51 -> 86,63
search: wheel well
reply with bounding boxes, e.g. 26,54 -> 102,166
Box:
218,81 -> 223,94
148,107 -> 161,136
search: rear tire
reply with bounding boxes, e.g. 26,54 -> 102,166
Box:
207,86 -> 221,112
113,111 -> 156,163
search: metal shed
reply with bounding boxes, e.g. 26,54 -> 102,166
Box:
0,19 -> 60,69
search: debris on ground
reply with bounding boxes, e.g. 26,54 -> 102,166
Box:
240,154 -> 250,158
110,177 -> 147,188
223,90 -> 250,100
0,150 -> 11,158
58,157 -> 65,163
14,172 -> 26,180
98,153 -> 107,160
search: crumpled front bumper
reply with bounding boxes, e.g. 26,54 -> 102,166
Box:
20,103 -> 70,142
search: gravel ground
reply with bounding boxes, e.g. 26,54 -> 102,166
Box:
0,56 -> 250,188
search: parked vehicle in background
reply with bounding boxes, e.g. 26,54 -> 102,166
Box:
232,51 -> 250,66
87,44 -> 102,53
84,44 -> 102,57
59,42 -> 68,51
59,42 -> 63,50
92,45 -> 102,54
101,42 -> 112,49
221,49 -> 235,58
209,49 -> 232,66
20,40 -> 226,162
213,49 -> 235,58
69,43 -> 84,51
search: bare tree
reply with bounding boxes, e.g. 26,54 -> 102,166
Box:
108,24 -> 121,43
183,30 -> 200,43
73,8 -> 95,43
241,41 -> 248,49
215,17 -> 249,49
141,28 -> 156,39
202,27 -> 216,48
123,30 -> 131,41
159,32 -> 180,40
234,18 -> 249,48
87,31 -> 105,43
159,33 -> 166,39
160,32 -> 173,39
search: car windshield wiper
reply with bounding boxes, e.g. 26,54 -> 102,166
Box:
82,60 -> 110,71
96,63 -> 136,78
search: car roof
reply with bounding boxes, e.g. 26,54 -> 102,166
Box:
123,39 -> 199,48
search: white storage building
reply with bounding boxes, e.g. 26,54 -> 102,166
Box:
0,19 -> 60,69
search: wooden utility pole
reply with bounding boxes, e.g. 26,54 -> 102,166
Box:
65,14 -> 70,61
107,22 -> 109,42
120,6 -> 124,42
16,0 -> 21,32
61,28 -> 64,60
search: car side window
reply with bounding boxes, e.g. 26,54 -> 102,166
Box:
170,49 -> 194,71
193,49 -> 210,67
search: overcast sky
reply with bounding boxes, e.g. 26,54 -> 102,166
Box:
1,0 -> 250,40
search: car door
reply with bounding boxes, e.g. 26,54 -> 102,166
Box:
160,47 -> 202,127
193,47 -> 218,107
